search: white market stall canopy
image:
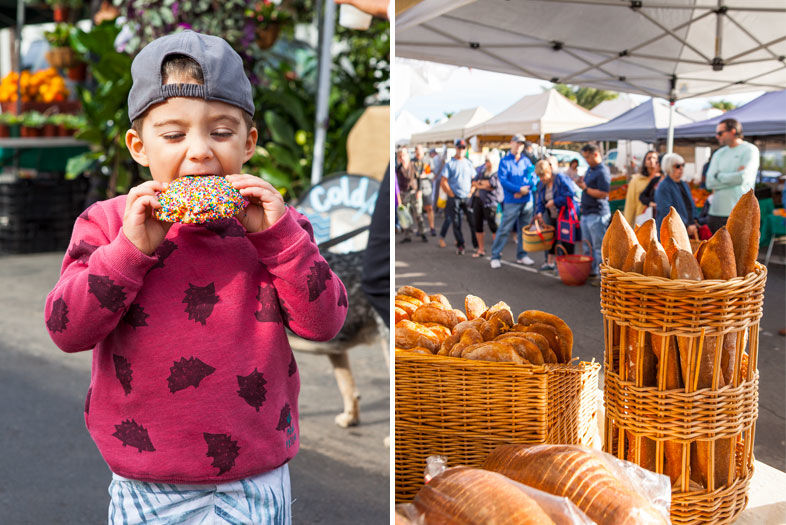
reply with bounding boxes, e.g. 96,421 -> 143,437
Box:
465,89 -> 609,138
554,98 -> 696,142
590,94 -> 640,119
397,0 -> 786,101
394,110 -> 430,145
409,106 -> 494,144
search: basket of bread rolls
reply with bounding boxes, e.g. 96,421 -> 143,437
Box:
599,190 -> 765,525
394,286 -> 600,503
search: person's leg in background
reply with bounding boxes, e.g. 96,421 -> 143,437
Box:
439,196 -> 454,248
490,203 -> 520,266
515,203 -> 534,265
472,198 -> 486,256
450,197 -> 466,254
461,199 -> 478,250
409,191 -> 426,241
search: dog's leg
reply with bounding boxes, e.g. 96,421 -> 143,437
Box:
328,351 -> 360,428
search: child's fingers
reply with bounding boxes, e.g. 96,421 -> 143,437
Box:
227,174 -> 282,194
238,186 -> 284,206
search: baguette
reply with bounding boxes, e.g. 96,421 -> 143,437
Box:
635,218 -> 657,251
642,239 -> 670,278
483,444 -> 668,525
698,227 -> 736,280
602,210 -> 638,269
660,207 -> 692,263
413,467 -> 556,525
726,190 -> 760,277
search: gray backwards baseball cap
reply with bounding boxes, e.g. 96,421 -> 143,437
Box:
127,30 -> 254,122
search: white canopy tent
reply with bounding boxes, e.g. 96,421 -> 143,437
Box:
465,89 -> 608,142
590,94 -> 640,120
394,110 -> 430,146
409,106 -> 494,145
397,0 -> 786,152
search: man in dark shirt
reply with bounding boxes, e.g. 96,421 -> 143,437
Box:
578,143 -> 611,286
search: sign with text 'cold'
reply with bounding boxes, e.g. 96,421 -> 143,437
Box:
295,174 -> 379,253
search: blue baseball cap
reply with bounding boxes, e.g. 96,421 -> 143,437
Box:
127,30 -> 254,121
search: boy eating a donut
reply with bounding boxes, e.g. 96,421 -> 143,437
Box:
44,31 -> 347,523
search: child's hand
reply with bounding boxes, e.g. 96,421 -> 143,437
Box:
122,181 -> 172,255
227,174 -> 287,233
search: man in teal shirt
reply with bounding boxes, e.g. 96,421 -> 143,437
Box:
705,118 -> 759,233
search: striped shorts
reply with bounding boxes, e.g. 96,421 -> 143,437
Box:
108,464 -> 291,525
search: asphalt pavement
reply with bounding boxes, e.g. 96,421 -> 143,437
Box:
395,219 -> 786,471
0,252 -> 390,524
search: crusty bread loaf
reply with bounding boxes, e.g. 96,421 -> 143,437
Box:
395,320 -> 439,352
660,207 -> 692,263
635,218 -> 657,252
622,243 -> 645,274
439,318 -> 485,355
428,293 -> 451,308
643,239 -> 670,278
461,341 -> 528,364
412,305 -> 459,329
413,466 -> 556,525
448,327 -> 483,358
670,250 -> 703,280
395,294 -> 424,307
698,227 -> 736,280
464,294 -> 486,320
394,306 -> 408,324
726,190 -> 760,277
603,210 -> 639,269
397,285 -> 429,303
517,311 -> 573,363
494,333 -> 546,364
483,444 -> 668,525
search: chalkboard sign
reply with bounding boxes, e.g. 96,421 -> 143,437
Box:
295,174 -> 380,253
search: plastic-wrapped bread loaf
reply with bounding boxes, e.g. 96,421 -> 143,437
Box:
483,444 -> 669,525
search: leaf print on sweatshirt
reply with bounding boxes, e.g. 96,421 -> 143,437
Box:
236,368 -> 267,411
183,283 -> 219,325
254,285 -> 281,323
47,297 -> 69,333
122,303 -> 149,329
88,274 -> 127,312
167,357 -> 216,393
306,260 -> 332,302
276,403 -> 292,431
203,433 -> 240,475
113,354 -> 133,395
337,285 -> 348,308
68,240 -> 98,264
113,419 -> 155,452
150,239 -> 178,271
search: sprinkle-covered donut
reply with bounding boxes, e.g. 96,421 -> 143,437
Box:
155,176 -> 247,224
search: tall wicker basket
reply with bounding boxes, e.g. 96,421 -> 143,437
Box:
394,353 -> 599,502
600,262 -> 766,525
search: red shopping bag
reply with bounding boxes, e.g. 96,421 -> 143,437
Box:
557,197 -> 581,243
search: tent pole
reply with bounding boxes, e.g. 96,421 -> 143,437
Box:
667,101 -> 675,154
15,0 -> 24,116
311,0 -> 337,186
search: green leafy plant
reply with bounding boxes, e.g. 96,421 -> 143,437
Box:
0,113 -> 21,125
21,111 -> 47,127
553,83 -> 618,110
65,20 -> 134,197
44,23 -> 74,47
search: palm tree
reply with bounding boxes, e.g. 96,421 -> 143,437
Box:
709,100 -> 736,111
552,84 -> 618,110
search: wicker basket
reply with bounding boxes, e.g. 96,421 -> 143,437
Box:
521,221 -> 555,252
394,353 -> 600,502
600,262 -> 766,525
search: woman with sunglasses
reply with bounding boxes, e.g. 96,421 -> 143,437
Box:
654,153 -> 699,237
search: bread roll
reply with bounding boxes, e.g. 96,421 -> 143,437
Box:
423,323 -> 451,345
395,300 -> 418,317
497,332 -> 554,363
464,294 -> 486,320
394,307 -> 408,324
517,311 -> 573,363
603,210 -> 638,269
413,467 -> 556,525
395,320 -> 439,352
439,318 -> 484,355
461,341 -> 528,364
480,316 -> 508,341
412,305 -> 459,329
660,207 -> 691,262
395,294 -> 424,307
726,190 -> 760,277
483,444 -> 668,525
494,334 -> 545,364
397,285 -> 429,303
448,327 -> 483,358
428,294 -> 451,308
512,323 -> 561,363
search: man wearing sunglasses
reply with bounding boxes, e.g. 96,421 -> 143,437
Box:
704,118 -> 759,233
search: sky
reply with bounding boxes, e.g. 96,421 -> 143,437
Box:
395,58 -> 764,125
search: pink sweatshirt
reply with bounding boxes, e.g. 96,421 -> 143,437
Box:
45,196 -> 347,484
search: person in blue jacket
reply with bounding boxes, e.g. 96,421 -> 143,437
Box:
655,153 -> 699,237
490,134 -> 537,268
534,158 -> 577,272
